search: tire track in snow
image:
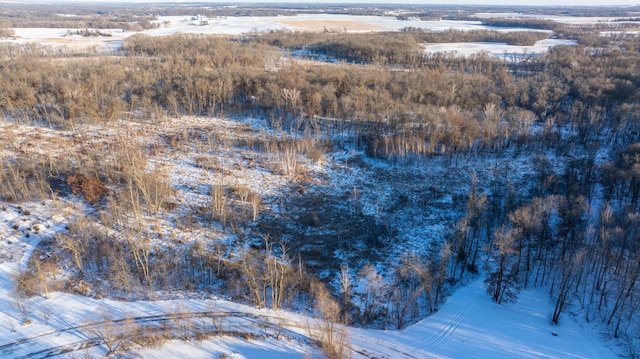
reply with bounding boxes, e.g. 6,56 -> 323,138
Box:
422,306 -> 471,348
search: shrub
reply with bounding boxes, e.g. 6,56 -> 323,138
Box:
67,173 -> 109,204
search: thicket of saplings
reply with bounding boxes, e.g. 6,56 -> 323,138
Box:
2,25 -> 640,354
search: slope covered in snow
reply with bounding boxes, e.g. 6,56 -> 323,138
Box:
356,279 -> 616,359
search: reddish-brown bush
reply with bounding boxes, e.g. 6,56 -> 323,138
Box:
67,174 -> 108,204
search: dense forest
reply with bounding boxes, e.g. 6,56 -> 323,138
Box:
2,5 -> 640,358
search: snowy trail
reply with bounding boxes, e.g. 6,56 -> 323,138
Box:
349,328 -> 434,359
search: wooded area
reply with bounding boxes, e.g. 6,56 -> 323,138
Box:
2,7 -> 640,357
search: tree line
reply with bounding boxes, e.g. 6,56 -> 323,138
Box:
1,30 -> 638,154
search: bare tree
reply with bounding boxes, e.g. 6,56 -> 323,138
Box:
250,192 -> 262,222
339,264 -> 353,324
311,281 -> 351,359
15,298 -> 31,325
551,250 -> 585,324
485,226 -> 521,304
32,254 -> 52,300
265,238 -> 292,309
87,310 -> 136,354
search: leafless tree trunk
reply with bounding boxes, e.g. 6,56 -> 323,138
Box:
485,226 -> 521,304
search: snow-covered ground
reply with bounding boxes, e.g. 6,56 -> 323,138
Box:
137,337 -> 322,359
356,279 -> 616,359
601,30 -> 640,36
422,39 -> 577,59
8,28 -> 126,51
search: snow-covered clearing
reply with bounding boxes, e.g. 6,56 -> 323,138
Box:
422,39 -> 577,59
7,28 -> 125,51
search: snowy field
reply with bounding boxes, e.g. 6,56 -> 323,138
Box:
422,39 -> 577,59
